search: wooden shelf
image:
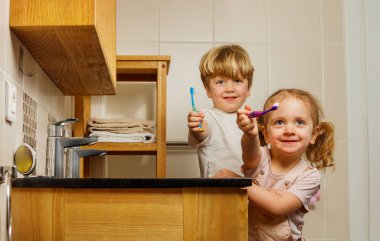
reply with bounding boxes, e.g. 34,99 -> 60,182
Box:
82,142 -> 157,152
75,55 -> 171,177
9,0 -> 116,95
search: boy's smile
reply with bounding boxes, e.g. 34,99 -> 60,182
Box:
206,76 -> 250,113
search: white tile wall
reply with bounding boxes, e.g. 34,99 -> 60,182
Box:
107,155 -> 156,178
117,42 -> 160,55
269,44 -> 323,99
111,0 -> 349,240
215,0 -> 268,43
0,0 -> 8,70
23,49 -> 38,100
322,0 -> 344,44
239,43 -> 269,109
167,147 -> 200,177
117,0 -> 160,42
106,82 -> 156,120
35,106 -> 49,175
325,141 -> 348,239
5,32 -> 23,86
0,73 -> 5,162
160,0 -> 214,41
36,65 -> 51,110
268,0 -> 321,43
324,45 -> 346,140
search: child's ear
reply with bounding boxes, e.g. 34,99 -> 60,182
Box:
205,87 -> 212,98
310,125 -> 321,144
247,83 -> 252,97
261,125 -> 270,144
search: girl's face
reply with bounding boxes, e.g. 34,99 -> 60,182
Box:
206,75 -> 250,113
262,97 -> 319,161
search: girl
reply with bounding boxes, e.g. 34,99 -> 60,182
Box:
237,89 -> 334,241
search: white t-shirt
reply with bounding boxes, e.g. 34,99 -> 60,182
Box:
188,108 -> 244,177
245,147 -> 321,240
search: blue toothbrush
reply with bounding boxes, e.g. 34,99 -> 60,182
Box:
190,87 -> 204,131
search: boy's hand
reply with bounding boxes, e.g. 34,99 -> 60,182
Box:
187,111 -> 205,132
237,105 -> 259,137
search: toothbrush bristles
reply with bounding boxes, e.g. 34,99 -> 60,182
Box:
272,102 -> 279,110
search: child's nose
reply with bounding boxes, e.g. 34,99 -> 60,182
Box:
225,81 -> 235,91
284,124 -> 295,134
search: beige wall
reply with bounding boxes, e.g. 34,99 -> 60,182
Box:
90,0 -> 348,240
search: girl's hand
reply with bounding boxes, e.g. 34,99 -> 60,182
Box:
187,111 -> 205,132
212,169 -> 242,178
237,105 -> 259,137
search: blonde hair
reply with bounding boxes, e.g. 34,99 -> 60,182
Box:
258,89 -> 335,170
199,45 -> 254,89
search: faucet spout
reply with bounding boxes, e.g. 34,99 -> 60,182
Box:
54,136 -> 98,178
66,148 -> 107,178
59,136 -> 98,148
75,149 -> 107,157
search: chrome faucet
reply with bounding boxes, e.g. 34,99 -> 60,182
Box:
46,118 -> 99,178
65,148 -> 106,178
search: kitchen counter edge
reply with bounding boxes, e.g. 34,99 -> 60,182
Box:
12,177 -> 252,188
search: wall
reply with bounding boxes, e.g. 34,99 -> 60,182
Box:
346,0 -> 380,240
89,0 -> 348,240
365,0 -> 380,238
0,0 -> 72,240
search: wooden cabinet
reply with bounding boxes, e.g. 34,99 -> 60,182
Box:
9,0 -> 116,95
74,56 -> 171,177
12,186 -> 248,241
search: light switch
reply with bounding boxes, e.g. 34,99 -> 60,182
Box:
5,81 -> 17,123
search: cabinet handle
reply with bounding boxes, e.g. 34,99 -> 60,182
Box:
5,170 -> 12,241
1,167 -> 16,241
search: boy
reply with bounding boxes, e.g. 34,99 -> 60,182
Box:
188,45 -> 254,177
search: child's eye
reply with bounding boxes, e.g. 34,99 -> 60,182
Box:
274,120 -> 284,126
215,80 -> 224,85
234,79 -> 243,84
296,120 -> 306,125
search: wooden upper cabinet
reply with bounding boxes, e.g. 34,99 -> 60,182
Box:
9,0 -> 116,95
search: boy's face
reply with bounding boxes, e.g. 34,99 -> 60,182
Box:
206,75 -> 250,113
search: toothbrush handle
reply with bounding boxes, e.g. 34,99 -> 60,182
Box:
196,110 -> 203,130
190,88 -> 203,131
191,107 -> 204,131
248,111 -> 263,118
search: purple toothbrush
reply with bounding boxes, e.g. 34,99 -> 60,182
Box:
248,103 -> 279,118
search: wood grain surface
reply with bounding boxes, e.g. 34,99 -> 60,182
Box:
12,187 -> 247,241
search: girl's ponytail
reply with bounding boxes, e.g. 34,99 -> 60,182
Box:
306,121 -> 335,170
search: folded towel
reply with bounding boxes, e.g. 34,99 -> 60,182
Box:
87,118 -> 155,134
87,118 -> 155,128
89,131 -> 155,143
88,126 -> 153,134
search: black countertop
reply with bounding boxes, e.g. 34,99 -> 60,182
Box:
12,177 -> 252,188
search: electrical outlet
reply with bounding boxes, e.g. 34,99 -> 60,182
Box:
5,81 -> 17,123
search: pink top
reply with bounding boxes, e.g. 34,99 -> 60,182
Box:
244,147 -> 321,240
